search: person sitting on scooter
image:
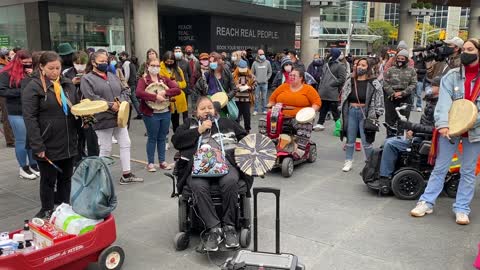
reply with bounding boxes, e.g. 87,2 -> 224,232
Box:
268,67 -> 321,118
171,96 -> 248,252
369,76 -> 440,188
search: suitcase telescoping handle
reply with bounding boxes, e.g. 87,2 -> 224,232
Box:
253,187 -> 280,254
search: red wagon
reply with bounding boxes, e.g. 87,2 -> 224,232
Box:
0,215 -> 125,270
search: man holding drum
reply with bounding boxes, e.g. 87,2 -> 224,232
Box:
411,39 -> 480,225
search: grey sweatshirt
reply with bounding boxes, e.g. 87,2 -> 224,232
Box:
252,59 -> 272,84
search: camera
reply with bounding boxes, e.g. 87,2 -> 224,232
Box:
412,40 -> 453,63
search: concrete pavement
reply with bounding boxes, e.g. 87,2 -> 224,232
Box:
0,112 -> 479,270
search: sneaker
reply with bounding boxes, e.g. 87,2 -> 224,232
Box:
34,209 -> 53,219
146,164 -> 156,172
159,162 -> 172,170
313,124 -> 325,131
262,111 -> 267,115
223,225 -> 239,248
416,107 -> 422,112
119,173 -> 144,185
342,160 -> 353,172
410,201 -> 433,217
253,111 -> 258,116
112,136 -> 118,144
30,165 -> 40,177
326,113 -> 332,121
355,141 -> 361,151
455,212 -> 470,225
205,227 -> 223,251
19,167 -> 36,180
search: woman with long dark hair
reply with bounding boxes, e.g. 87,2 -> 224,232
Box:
160,51 -> 188,132
22,51 -> 78,218
339,58 -> 384,172
0,50 -> 39,179
411,39 -> 480,225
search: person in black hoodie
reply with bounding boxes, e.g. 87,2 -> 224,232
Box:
0,49 -> 39,180
63,50 -> 99,163
22,51 -> 79,219
371,76 -> 441,189
171,96 -> 250,252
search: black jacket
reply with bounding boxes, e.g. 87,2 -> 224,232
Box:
0,72 -> 23,115
171,117 -> 253,195
401,94 -> 438,134
193,69 -> 237,99
22,75 -> 78,161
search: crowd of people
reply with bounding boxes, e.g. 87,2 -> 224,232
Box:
0,36 -> 480,250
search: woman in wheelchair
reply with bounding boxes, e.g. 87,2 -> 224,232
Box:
171,96 -> 248,251
267,67 -> 321,118
370,77 -> 440,189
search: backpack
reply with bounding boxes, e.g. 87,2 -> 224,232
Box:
361,148 -> 382,184
70,157 -> 117,219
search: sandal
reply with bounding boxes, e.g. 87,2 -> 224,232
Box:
159,162 -> 172,170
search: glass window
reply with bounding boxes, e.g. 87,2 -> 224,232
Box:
48,5 -> 125,53
0,4 -> 27,49
234,0 -> 302,12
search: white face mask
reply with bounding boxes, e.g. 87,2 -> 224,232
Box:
231,56 -> 237,61
148,66 -> 160,75
74,64 -> 86,72
284,65 -> 292,72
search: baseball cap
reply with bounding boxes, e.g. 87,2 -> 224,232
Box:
444,37 -> 464,48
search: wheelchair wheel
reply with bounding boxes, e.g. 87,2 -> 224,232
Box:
391,170 -> 425,200
307,144 -> 317,163
239,228 -> 251,248
444,173 -> 459,198
174,232 -> 190,251
178,197 -> 188,232
281,157 -> 294,178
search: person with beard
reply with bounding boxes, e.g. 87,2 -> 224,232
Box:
410,39 -> 480,225
314,48 -> 347,131
233,59 -> 256,133
307,54 -> 324,89
57,43 -> 75,72
383,49 -> 417,137
63,51 -> 99,163
160,51 -> 188,131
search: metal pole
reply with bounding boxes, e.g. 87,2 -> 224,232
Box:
346,0 -> 353,54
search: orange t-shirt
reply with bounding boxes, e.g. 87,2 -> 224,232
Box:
269,83 -> 321,117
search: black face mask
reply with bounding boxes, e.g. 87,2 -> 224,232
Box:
356,68 -> 367,76
396,61 -> 406,67
166,62 -> 175,68
461,53 -> 478,66
23,64 -> 33,69
442,46 -> 455,56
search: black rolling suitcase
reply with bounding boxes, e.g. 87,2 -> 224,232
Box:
222,187 -> 305,270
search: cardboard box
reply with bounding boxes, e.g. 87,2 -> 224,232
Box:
29,220 -> 74,250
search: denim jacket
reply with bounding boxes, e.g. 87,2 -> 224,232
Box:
435,67 -> 480,142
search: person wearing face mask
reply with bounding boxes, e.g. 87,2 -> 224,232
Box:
137,48 -> 159,78
22,51 -> 79,219
426,37 -> 464,92
233,59 -> 256,133
229,51 -> 242,72
0,47 -> 15,148
136,57 -> 181,172
81,51 -> 143,185
270,56 -> 293,91
383,49 -> 417,138
171,96 -> 250,252
118,51 -> 142,120
252,49 -> 272,115
410,39 -> 480,225
307,54 -> 324,89
63,51 -> 99,163
160,51 -> 188,132
0,50 -> 40,179
315,48 -> 347,131
193,52 -> 237,111
173,46 -> 192,95
384,41 -> 415,74
339,58 -> 384,172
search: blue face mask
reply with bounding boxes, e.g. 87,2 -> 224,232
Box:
96,63 -> 109,72
110,60 -> 117,66
259,55 -> 266,61
209,62 -> 218,70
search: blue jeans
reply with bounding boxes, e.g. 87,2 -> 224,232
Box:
345,107 -> 373,160
143,112 -> 171,164
254,83 -> 268,113
415,80 -> 424,108
419,137 -> 480,214
379,137 -> 409,177
8,115 -> 36,167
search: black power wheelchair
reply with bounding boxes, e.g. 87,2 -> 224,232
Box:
362,104 -> 460,200
165,153 -> 252,251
